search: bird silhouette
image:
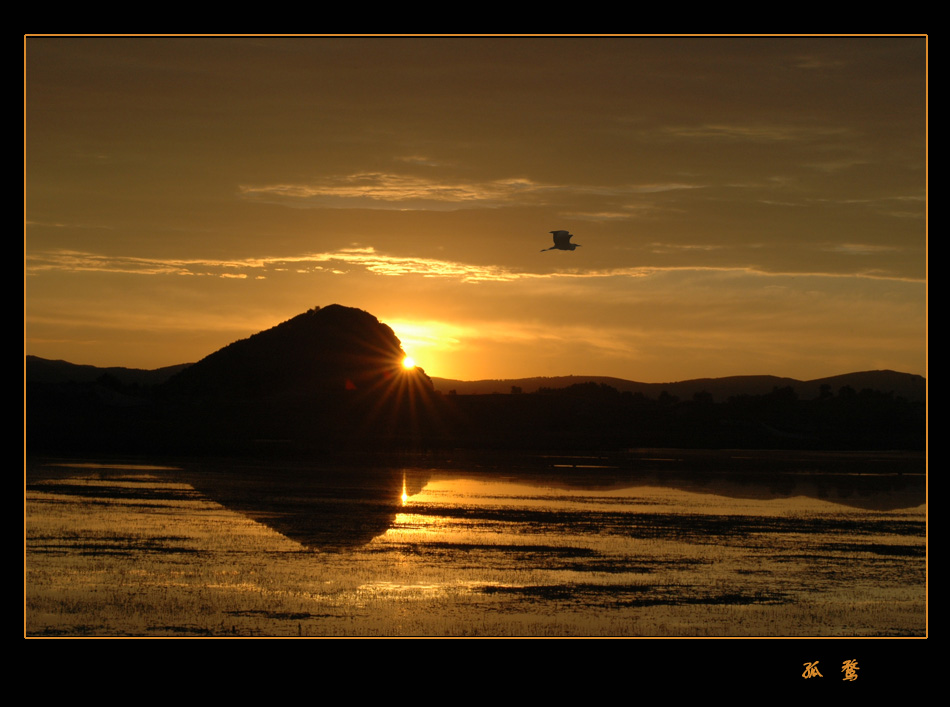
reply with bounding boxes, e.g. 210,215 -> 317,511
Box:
541,230 -> 581,252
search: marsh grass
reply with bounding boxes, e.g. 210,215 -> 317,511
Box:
24,462 -> 926,637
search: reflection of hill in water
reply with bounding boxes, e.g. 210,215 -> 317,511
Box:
184,451 -> 923,552
497,470 -> 925,512
184,463 -> 431,551
26,449 -> 923,556
461,449 -> 925,511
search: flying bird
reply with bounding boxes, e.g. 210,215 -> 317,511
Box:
541,230 -> 581,252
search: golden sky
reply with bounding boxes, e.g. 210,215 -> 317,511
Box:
24,36 -> 927,382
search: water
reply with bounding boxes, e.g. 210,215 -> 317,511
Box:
24,452 -> 926,637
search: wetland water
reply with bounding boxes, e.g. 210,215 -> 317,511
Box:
25,451 -> 926,637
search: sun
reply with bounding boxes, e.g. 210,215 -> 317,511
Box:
401,355 -> 416,370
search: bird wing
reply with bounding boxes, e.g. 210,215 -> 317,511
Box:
551,230 -> 573,248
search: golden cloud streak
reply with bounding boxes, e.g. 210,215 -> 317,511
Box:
23,246 -> 659,283
25,247 -> 921,284
237,173 -> 648,209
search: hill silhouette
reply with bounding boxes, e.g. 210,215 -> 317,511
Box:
27,305 -> 439,454
163,304 -> 432,399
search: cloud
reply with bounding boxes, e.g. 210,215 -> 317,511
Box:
395,155 -> 450,167
629,183 -> 703,194
26,244 -> 923,286
663,124 -> 848,142
562,211 -> 641,222
25,219 -> 116,230
24,250 -> 199,276
648,242 -> 727,254
791,55 -> 845,70
823,243 -> 901,256
23,247 -> 518,282
238,173 -> 535,209
23,250 -> 294,279
237,173 -> 684,211
804,158 -> 871,173
22,246 -> 662,283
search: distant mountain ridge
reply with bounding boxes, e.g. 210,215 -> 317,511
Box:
24,356 -> 191,387
431,370 -> 925,403
26,354 -> 925,404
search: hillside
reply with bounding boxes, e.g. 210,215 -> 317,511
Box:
163,304 -> 432,399
26,305 -> 438,454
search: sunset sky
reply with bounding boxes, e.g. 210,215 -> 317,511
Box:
25,36 -> 927,382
